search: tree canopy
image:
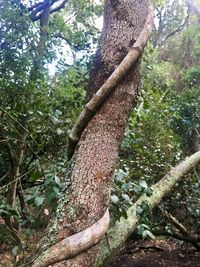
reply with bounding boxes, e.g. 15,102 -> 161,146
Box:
0,0 -> 200,266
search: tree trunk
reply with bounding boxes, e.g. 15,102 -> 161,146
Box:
32,1 -> 153,266
96,150 -> 200,266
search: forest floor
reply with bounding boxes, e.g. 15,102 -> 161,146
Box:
106,238 -> 200,267
0,237 -> 200,266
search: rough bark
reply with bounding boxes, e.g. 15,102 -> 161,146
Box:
32,1 -> 153,267
68,0 -> 154,158
96,150 -> 200,266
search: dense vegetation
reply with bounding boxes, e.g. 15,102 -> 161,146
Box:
0,0 -> 199,263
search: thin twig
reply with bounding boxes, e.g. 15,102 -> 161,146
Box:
0,106 -> 61,165
0,167 -> 35,190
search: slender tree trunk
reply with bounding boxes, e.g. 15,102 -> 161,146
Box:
3,1 -> 51,237
32,1 -> 153,267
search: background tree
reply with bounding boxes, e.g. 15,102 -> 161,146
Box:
0,0 -> 200,266
0,0 -> 101,243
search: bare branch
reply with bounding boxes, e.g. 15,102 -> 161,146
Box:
0,167 -> 35,190
153,230 -> 200,250
30,1 -> 47,21
28,1 -> 44,12
53,33 -> 81,50
30,0 -> 69,22
50,0 -> 58,5
165,211 -> 192,237
164,211 -> 200,250
162,13 -> 189,44
0,107 -> 64,166
50,0 -> 68,14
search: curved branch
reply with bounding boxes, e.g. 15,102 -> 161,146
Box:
67,0 -> 154,159
52,33 -> 81,50
28,2 -> 44,12
162,13 -> 189,44
30,1 -> 47,22
32,209 -> 110,267
50,0 -> 68,14
30,0 -> 69,22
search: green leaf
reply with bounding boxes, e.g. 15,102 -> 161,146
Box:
133,185 -> 142,193
137,224 -> 145,235
140,180 -> 148,189
12,246 -> 18,256
143,229 -> 155,239
53,186 -> 60,194
46,192 -> 57,203
34,196 -> 45,207
31,171 -> 42,181
141,201 -> 150,212
54,176 -> 61,186
140,223 -> 150,229
115,169 -> 127,182
122,194 -> 132,204
7,209 -> 18,216
121,183 -> 131,190
144,187 -> 153,197
111,195 -> 119,204
44,176 -> 54,186
136,206 -> 143,215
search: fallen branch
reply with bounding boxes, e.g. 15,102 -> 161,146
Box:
153,230 -> 200,250
67,0 -> 154,159
165,211 -> 200,250
96,150 -> 200,266
165,211 -> 191,237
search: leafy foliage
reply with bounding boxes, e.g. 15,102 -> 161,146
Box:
0,0 -> 102,242
0,0 -> 200,251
